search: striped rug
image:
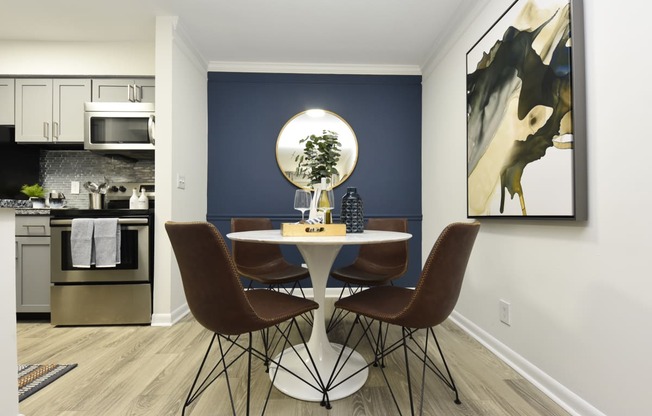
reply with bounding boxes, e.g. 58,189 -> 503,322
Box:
18,364 -> 77,402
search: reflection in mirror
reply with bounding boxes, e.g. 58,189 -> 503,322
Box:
276,110 -> 358,189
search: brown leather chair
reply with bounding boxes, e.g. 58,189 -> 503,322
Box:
331,221 -> 480,414
231,218 -> 310,296
165,221 -> 319,416
327,218 -> 408,331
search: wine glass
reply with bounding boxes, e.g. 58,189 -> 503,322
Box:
317,188 -> 335,223
294,189 -> 312,222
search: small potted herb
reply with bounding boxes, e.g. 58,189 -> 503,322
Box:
20,183 -> 46,208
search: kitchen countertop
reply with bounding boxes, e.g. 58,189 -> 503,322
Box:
0,199 -> 33,210
16,208 -> 51,215
3,200 -> 155,217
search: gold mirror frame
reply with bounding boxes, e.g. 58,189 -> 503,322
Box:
276,109 -> 358,189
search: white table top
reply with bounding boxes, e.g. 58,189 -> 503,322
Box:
227,229 -> 412,246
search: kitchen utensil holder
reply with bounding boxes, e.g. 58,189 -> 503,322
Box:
89,193 -> 105,209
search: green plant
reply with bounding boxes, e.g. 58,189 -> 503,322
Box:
294,130 -> 342,187
20,183 -> 45,199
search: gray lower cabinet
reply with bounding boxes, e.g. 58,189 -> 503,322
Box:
15,216 -> 51,313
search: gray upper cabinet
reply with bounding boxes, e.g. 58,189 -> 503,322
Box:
15,78 -> 91,143
0,78 -> 15,125
92,78 -> 155,103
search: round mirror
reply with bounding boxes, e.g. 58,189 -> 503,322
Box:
276,109 -> 358,189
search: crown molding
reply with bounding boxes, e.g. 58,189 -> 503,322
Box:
207,61 -> 421,76
421,0 -> 490,80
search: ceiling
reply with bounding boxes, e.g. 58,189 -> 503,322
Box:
1,0 -> 483,71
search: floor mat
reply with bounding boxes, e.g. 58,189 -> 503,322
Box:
18,364 -> 77,402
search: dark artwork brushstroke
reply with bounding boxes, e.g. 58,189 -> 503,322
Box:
467,1 -> 573,215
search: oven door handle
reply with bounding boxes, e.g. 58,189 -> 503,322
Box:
50,218 -> 149,226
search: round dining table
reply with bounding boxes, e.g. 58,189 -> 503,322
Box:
227,228 -> 412,402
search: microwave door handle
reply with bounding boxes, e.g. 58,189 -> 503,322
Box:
148,115 -> 155,145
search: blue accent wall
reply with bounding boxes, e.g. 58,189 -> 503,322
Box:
206,72 -> 423,287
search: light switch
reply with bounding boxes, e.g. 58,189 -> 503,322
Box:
176,174 -> 186,190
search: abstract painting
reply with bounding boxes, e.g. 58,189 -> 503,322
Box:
466,0 -> 584,218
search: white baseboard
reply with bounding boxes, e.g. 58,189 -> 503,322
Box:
449,311 -> 606,416
151,303 -> 190,327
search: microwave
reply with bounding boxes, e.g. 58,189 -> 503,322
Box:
84,102 -> 155,157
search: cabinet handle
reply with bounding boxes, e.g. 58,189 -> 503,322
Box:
51,218 -> 148,226
23,225 -> 47,234
53,121 -> 59,140
43,122 -> 49,140
148,115 -> 155,145
135,84 -> 142,102
128,84 -> 135,102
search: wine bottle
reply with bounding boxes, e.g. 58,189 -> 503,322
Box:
318,177 -> 332,224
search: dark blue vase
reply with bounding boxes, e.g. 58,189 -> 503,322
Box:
341,187 -> 364,233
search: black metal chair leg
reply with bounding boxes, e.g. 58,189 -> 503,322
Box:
418,329 -> 431,415
182,334 -> 217,416
429,327 -> 461,404
216,335 -> 237,416
402,327 -> 416,416
246,334 -> 253,416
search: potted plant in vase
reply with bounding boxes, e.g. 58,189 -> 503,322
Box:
294,130 -> 342,220
20,183 -> 46,208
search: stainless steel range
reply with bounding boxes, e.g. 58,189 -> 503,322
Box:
49,182 -> 154,326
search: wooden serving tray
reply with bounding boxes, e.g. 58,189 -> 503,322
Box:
281,223 -> 346,236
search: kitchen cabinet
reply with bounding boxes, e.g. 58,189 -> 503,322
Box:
0,78 -> 14,125
15,78 -> 91,143
92,78 -> 155,103
15,215 -> 50,313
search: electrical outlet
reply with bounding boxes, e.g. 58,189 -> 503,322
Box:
499,299 -> 511,326
71,181 -> 80,194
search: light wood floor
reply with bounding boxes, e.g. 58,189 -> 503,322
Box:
17,309 -> 569,416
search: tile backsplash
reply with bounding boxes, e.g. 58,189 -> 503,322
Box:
41,150 -> 154,209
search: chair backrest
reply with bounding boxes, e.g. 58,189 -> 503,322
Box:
353,218 -> 408,278
165,221 -> 263,335
398,222 -> 480,329
230,218 -> 289,276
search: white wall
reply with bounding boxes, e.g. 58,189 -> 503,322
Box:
152,17 -> 208,325
0,210 -> 19,416
422,1 -> 652,415
0,41 -> 154,75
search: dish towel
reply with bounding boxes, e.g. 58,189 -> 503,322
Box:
71,218 -> 94,268
93,218 -> 121,267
